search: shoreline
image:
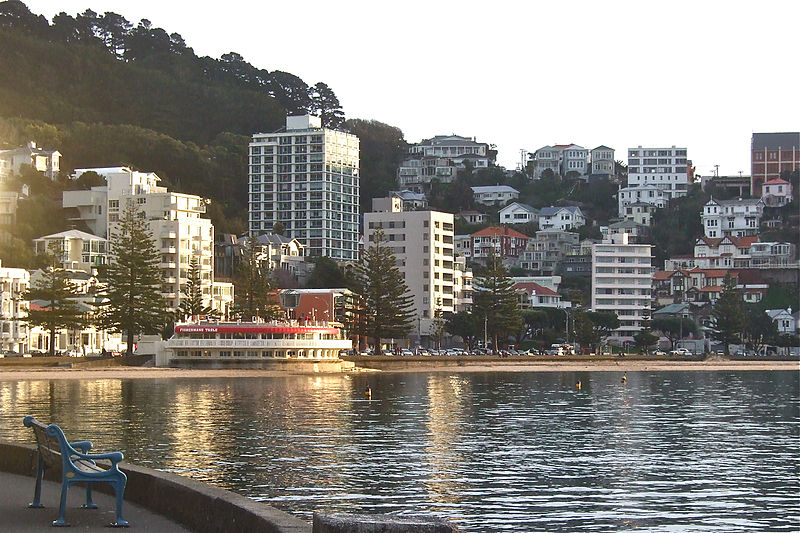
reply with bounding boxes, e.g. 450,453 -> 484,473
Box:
0,359 -> 796,380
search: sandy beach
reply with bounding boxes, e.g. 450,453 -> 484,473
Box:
0,359 -> 796,380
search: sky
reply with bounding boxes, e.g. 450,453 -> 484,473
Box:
26,0 -> 800,176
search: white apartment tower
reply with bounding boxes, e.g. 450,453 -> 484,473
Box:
62,167 -> 217,312
248,115 -> 360,261
591,233 -> 653,342
364,206 -> 458,342
627,146 -> 689,199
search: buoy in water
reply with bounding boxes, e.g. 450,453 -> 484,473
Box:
621,373 -> 627,384
365,386 -> 372,398
576,380 -> 582,390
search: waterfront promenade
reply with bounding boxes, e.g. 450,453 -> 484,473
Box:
0,470 -> 189,531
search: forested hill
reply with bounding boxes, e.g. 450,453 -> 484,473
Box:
0,1 -> 406,237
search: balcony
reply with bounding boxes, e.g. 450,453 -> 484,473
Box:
161,231 -> 177,239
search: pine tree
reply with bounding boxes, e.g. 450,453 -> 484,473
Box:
471,252 -> 522,352
24,265 -> 85,356
95,201 -> 167,355
233,236 -> 281,321
177,256 -> 218,321
711,274 -> 746,354
348,229 -> 415,349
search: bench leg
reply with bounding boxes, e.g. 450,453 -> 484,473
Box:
82,482 -> 98,509
108,474 -> 129,528
52,480 -> 70,527
28,455 -> 45,508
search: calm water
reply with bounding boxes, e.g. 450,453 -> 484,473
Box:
0,371 -> 798,532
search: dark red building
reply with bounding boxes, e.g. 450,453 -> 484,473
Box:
751,132 -> 799,195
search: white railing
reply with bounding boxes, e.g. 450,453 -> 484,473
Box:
166,338 -> 352,350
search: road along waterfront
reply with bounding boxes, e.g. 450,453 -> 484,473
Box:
0,368 -> 797,532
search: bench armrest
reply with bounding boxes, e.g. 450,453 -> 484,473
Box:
70,440 -> 93,453
76,451 -> 124,465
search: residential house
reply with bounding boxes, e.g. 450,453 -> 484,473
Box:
499,202 -> 538,225
530,144 -> 589,179
761,178 -> 793,207
457,211 -> 489,225
513,281 -> 563,309
622,202 -> 657,227
765,309 -> 796,334
702,197 -> 764,238
538,206 -> 586,231
471,185 -> 519,206
33,230 -> 107,272
517,230 -> 579,274
0,141 -> 61,182
617,185 -> 668,219
750,241 -> 798,268
590,146 -> 615,178
398,135 -> 493,190
602,220 -> 648,243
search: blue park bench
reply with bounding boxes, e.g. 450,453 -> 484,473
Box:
23,416 -> 129,527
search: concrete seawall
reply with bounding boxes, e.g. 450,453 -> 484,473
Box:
0,441 -> 311,533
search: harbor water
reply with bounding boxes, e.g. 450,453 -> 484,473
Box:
0,370 -> 797,531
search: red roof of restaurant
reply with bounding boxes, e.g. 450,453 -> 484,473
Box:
763,178 -> 790,185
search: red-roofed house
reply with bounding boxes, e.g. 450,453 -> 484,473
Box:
470,226 -> 531,262
761,178 -> 793,206
512,282 -> 563,308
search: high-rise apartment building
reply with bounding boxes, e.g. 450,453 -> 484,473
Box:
0,260 -> 29,353
627,146 -> 689,199
62,167 -> 219,313
248,115 -> 360,261
591,233 -> 653,342
364,206 -> 460,342
751,132 -> 799,195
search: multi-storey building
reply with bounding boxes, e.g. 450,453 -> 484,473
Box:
627,146 -> 689,199
453,256 -> 473,313
0,141 -> 61,182
214,233 -> 306,281
512,281 -> 564,309
622,202 -> 657,227
590,146 -> 615,177
517,230 -> 579,274
0,260 -> 29,353
591,233 -> 653,342
363,208 -> 460,341
702,197 -> 764,238
530,144 -> 590,179
751,132 -> 799,195
398,135 -> 492,190
33,230 -> 107,272
617,185 -> 668,219
248,115 -> 360,261
469,226 -> 530,263
0,191 -> 18,244
62,167 -> 220,313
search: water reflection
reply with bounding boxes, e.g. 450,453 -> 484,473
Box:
0,371 -> 798,532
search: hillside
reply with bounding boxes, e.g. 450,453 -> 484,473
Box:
0,1 -> 406,242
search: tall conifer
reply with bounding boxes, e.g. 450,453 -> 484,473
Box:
233,236 -> 281,321
24,265 -> 84,356
348,229 -> 415,349
711,274 -> 746,354
177,256 -> 218,321
471,252 -> 522,351
95,201 -> 166,355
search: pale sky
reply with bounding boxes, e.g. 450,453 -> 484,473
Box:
26,0 -> 800,176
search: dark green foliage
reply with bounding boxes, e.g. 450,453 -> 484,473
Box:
348,229 -> 415,348
306,257 -> 349,289
649,184 -> 708,266
309,82 -> 344,129
95,202 -> 167,355
177,256 -> 218,321
343,119 -> 407,214
471,253 -> 522,350
574,310 -> 620,352
757,286 -> 800,311
633,328 -> 659,353
651,316 -> 698,349
743,304 -> 778,351
23,265 -> 84,356
710,275 -> 746,354
233,236 -> 280,321
445,311 -> 481,350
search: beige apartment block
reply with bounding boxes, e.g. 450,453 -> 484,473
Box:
364,208 -> 456,342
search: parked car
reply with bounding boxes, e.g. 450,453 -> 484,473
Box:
651,349 -> 667,356
400,349 -> 413,356
670,348 -> 693,356
2,350 -> 21,357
